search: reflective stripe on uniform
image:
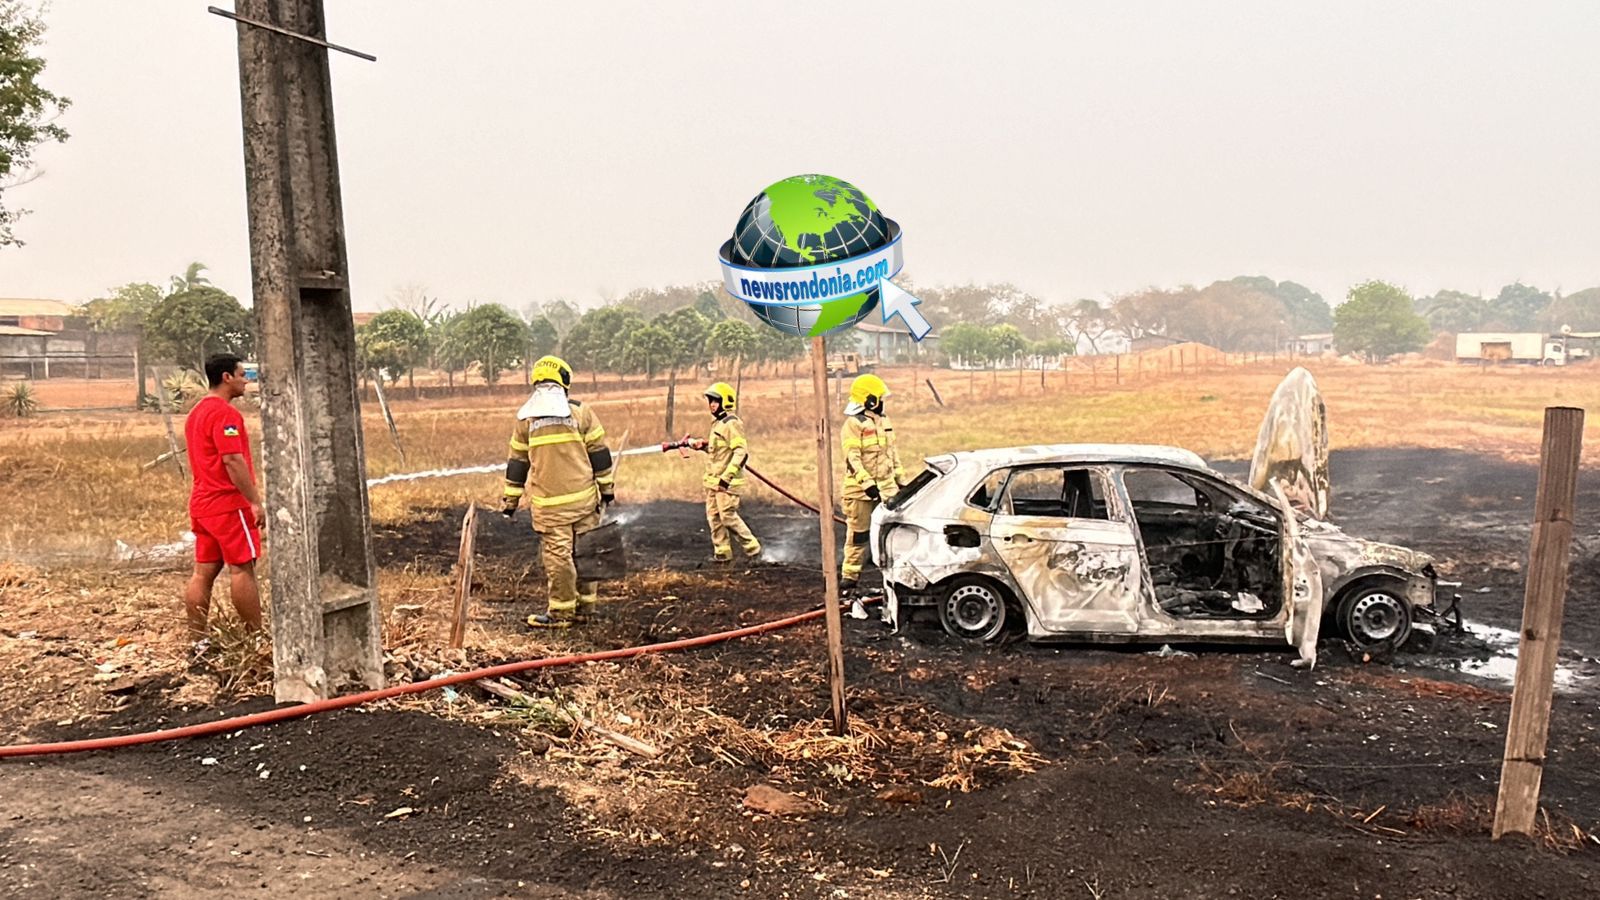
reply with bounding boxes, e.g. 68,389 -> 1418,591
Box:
842,437 -> 864,450
510,438 -> 530,452
584,426 -> 605,442
528,432 -> 583,448
503,486 -> 526,497
529,484 -> 599,507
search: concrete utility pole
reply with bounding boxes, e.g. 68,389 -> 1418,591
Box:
228,0 -> 383,702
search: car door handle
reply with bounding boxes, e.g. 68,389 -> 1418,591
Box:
1000,533 -> 1036,543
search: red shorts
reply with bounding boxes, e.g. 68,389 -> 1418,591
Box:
192,509 -> 262,567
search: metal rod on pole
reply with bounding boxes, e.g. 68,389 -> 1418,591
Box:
208,5 -> 377,61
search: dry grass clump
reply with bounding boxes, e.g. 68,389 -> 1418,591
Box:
1405,794 -> 1599,852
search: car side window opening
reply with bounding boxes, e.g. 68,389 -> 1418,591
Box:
999,467 -> 1108,520
1122,467 -> 1283,620
968,468 -> 1010,511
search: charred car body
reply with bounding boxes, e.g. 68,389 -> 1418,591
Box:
869,371 -> 1455,664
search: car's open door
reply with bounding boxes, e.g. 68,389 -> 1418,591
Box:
988,466 -> 1142,634
1270,479 -> 1325,666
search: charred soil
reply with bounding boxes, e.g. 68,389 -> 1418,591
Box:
3,449 -> 1599,898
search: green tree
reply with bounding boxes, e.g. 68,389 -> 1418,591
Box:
81,281 -> 163,405
622,324 -> 677,381
707,319 -> 758,389
940,322 -> 995,366
1491,282 -> 1553,330
694,290 -> 728,322
1333,281 -> 1431,362
562,305 -> 645,390
648,308 -> 712,436
448,303 -> 529,384
987,323 -> 1027,364
357,309 -> 428,386
1029,337 -> 1074,358
1064,299 -> 1113,354
144,286 -> 254,372
539,299 -> 580,338
168,261 -> 211,295
0,2 -> 71,248
1540,287 -> 1600,332
82,282 -> 161,332
430,311 -> 470,388
1419,289 -> 1492,333
526,315 -> 559,359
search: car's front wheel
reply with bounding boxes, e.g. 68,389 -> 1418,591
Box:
938,577 -> 1012,643
1336,582 -> 1413,651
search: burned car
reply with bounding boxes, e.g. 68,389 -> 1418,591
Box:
870,443 -> 1451,664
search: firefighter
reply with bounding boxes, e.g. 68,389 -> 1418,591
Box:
501,355 -> 616,629
700,382 -> 761,562
840,373 -> 905,591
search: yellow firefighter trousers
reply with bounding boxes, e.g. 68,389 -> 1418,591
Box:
539,508 -> 602,619
841,496 -> 878,583
706,489 -> 761,560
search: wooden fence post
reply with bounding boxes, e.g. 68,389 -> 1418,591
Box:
449,504 -> 480,649
1493,406 -> 1584,838
809,336 -> 848,735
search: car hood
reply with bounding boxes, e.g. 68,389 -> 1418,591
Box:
1301,517 -> 1434,572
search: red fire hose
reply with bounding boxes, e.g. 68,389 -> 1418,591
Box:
660,437 -> 848,525
0,606 -> 826,760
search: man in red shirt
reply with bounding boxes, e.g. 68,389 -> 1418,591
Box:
183,353 -> 265,637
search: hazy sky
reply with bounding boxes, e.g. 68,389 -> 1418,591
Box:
5,1 -> 1598,312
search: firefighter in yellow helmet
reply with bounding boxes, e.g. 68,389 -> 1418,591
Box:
700,382 -> 761,562
840,373 -> 905,590
501,356 -> 616,629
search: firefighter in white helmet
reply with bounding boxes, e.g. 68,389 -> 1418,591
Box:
502,355 -> 615,629
839,373 -> 904,590
699,381 -> 761,562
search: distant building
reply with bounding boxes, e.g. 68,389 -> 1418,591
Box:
1286,333 -> 1335,355
0,297 -> 136,380
0,298 -> 74,332
850,320 -> 937,364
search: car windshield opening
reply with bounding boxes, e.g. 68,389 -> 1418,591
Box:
1122,467 -> 1283,620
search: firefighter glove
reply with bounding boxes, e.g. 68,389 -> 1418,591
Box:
865,484 -> 881,501
601,491 -> 616,506
717,478 -> 730,492
500,494 -> 520,518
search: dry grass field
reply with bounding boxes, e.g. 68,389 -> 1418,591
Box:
2,356 -> 1597,558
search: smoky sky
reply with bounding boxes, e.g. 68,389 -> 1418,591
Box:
5,1 -> 1598,311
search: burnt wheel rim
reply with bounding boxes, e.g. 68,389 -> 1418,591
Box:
945,584 -> 1002,638
1350,592 -> 1404,644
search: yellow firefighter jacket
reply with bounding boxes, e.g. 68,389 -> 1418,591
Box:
702,412 -> 750,490
841,411 -> 905,501
504,400 -> 615,530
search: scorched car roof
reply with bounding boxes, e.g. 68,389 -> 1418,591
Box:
938,443 -> 1209,470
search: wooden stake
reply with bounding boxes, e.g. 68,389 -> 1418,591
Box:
925,378 -> 944,407
809,335 -> 848,735
449,504 -> 479,649
1493,407 -> 1584,838
155,373 -> 187,478
369,370 -> 406,467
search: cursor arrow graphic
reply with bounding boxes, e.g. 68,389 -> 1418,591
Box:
879,279 -> 932,341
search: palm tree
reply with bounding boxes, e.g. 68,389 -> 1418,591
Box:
169,261 -> 211,295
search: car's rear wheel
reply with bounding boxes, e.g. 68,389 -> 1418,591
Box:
1336,582 -> 1412,651
938,577 -> 1012,643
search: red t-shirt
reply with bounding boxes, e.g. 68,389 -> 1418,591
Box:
185,395 -> 255,518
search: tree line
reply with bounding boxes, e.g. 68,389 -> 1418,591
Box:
79,265 -> 1600,399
